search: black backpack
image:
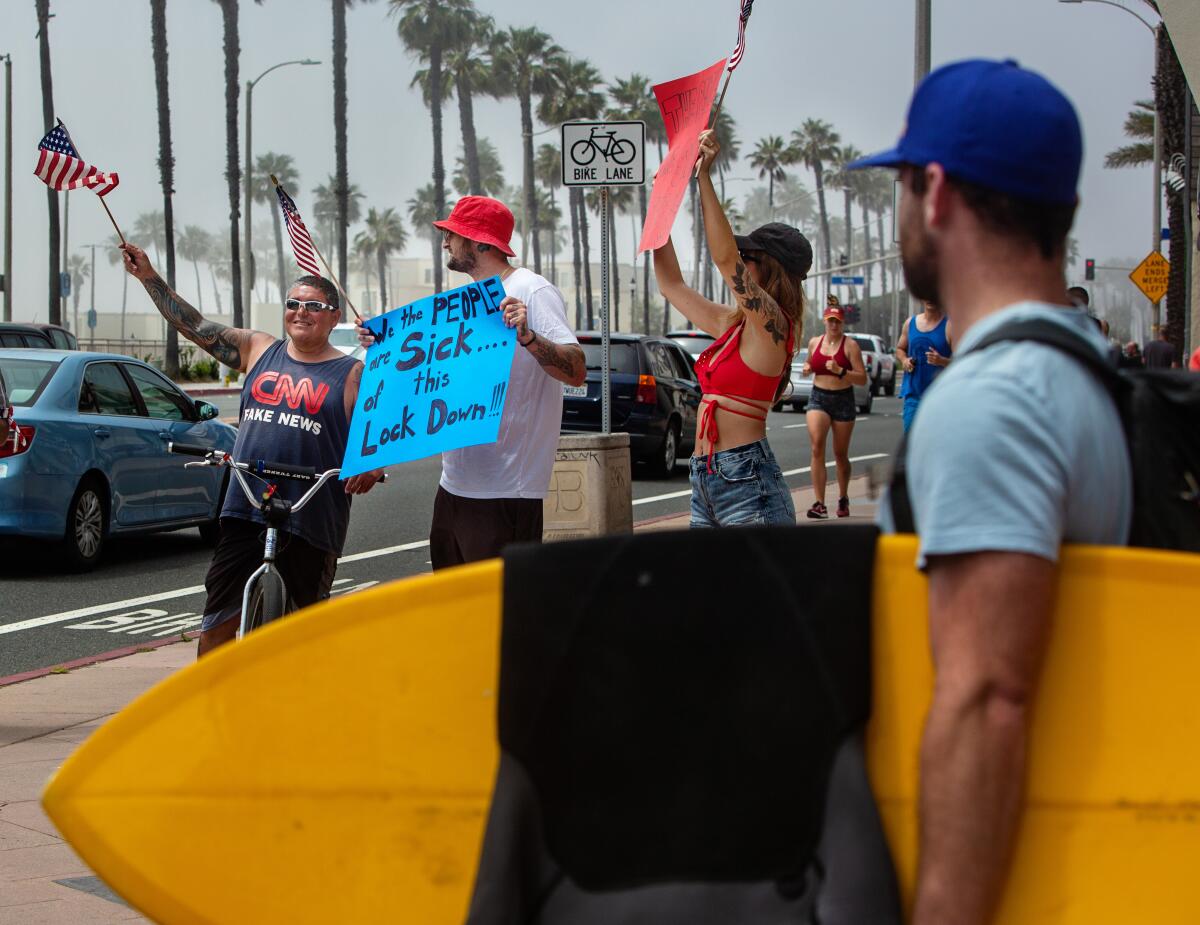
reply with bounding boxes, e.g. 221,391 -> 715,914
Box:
891,319 -> 1200,552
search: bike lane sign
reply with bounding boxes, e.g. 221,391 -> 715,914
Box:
561,121 -> 645,187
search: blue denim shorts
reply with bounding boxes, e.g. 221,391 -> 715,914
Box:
689,439 -> 797,528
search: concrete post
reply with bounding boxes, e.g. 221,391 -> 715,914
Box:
543,433 -> 633,541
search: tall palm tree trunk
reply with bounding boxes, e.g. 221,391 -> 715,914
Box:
429,45 -> 446,293
814,163 -> 831,276
271,206 -> 286,301
861,201 -> 874,308
208,266 -> 222,314
579,194 -> 594,328
1157,23 -> 1187,350
690,180 -> 701,288
219,0 -> 244,329
120,271 -> 128,339
36,0 -> 61,324
457,74 -> 482,195
569,187 -> 583,328
768,172 -> 775,211
333,0 -> 349,285
192,260 -> 203,311
151,0 -> 179,376
608,196 -> 619,331
377,248 -> 388,310
876,210 -> 887,295
842,188 -> 855,303
519,84 -> 541,273
429,232 -> 439,293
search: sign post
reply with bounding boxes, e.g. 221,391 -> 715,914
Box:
562,121 -> 645,435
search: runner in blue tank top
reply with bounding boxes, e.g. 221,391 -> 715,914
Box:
895,301 -> 953,432
122,243 -> 386,657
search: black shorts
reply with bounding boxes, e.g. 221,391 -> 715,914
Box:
201,517 -> 338,631
429,486 -> 544,570
807,385 -> 857,423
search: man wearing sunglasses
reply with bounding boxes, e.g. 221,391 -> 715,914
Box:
123,243 -> 385,656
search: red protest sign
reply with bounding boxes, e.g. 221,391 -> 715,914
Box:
637,59 -> 727,254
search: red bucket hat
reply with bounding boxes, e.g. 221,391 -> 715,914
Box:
432,196 -> 516,257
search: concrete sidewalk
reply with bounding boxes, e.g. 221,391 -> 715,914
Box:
0,476 -> 878,923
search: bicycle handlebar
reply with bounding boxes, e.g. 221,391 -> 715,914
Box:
169,442 -> 213,458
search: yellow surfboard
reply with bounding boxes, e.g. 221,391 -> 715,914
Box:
42,536 -> 1200,924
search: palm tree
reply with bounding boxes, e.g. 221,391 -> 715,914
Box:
331,0 -> 381,286
453,138 -> 505,197
354,207 -> 408,312
252,152 -> 300,301
68,253 -> 89,335
750,135 -> 789,211
586,186 -> 634,331
177,227 -> 212,313
208,231 -> 231,315
539,56 -> 604,326
534,144 -> 562,281
1105,100 -> 1154,168
789,119 -> 840,276
444,10 -> 495,195
609,73 -> 658,332
133,212 -> 167,263
832,145 -> 862,297
211,0 -> 260,329
391,0 -> 474,294
408,183 -> 442,290
1155,22 -> 1188,349
35,0 -> 61,323
312,175 -> 363,252
150,0 -> 180,375
492,26 -> 564,274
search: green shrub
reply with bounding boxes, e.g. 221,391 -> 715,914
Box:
191,358 -> 219,381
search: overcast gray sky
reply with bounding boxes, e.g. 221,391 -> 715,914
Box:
2,0 -> 1159,321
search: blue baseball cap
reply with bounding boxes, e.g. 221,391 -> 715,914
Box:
849,59 -> 1083,205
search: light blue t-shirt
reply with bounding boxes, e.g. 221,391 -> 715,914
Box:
879,302 -> 1132,566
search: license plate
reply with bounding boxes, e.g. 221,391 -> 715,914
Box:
563,384 -> 587,398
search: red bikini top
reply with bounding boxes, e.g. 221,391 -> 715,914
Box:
695,318 -> 794,402
809,334 -> 849,376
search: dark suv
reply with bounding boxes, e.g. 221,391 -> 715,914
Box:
561,333 -> 701,476
0,324 -> 53,348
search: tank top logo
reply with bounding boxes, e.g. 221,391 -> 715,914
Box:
250,371 -> 330,414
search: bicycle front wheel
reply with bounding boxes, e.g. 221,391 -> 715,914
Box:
570,139 -> 596,166
245,571 -> 287,635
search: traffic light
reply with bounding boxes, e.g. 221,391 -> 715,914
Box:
1085,258 -> 1095,281
844,304 -> 861,325
838,253 -> 849,267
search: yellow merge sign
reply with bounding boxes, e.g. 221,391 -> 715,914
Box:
1130,251 -> 1170,303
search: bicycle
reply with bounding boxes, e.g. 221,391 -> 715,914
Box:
170,442 -> 347,639
570,127 -> 637,167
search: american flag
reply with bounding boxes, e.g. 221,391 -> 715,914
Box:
276,184 -> 322,278
727,0 -> 756,71
34,122 -> 119,197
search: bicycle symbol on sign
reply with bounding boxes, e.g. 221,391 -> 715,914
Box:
570,127 -> 637,167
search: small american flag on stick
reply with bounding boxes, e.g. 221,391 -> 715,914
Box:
727,0 -> 756,71
275,182 -> 322,278
34,121 -> 119,196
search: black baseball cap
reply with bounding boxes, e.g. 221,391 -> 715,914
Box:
734,223 -> 813,280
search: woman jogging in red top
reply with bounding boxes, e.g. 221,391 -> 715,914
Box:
803,295 -> 868,519
652,129 -> 812,527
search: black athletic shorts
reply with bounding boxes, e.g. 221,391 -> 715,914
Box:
201,517 -> 338,631
429,486 -> 544,571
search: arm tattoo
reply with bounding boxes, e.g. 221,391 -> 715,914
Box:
528,334 -> 584,378
142,275 -> 249,369
730,261 -> 789,346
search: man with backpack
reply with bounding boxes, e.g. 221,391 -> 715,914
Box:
851,60 -> 1132,925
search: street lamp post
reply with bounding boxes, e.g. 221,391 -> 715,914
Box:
914,0 -> 931,87
2,53 -> 11,322
242,59 -> 319,332
1058,0 -> 1162,330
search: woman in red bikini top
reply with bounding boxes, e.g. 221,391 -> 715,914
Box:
652,129 -> 812,527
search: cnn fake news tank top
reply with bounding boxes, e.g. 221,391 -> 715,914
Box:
222,339 -> 359,554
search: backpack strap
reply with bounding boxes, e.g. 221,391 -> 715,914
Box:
888,317 -> 1125,534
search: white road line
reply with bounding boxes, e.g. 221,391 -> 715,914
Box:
632,453 -> 888,506
0,541 -> 434,635
4,455 -> 890,635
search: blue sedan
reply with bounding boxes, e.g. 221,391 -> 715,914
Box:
0,349 -> 236,570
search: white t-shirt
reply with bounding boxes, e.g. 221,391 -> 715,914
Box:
439,267 -> 578,499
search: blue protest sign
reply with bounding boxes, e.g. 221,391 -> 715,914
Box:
341,276 -> 515,478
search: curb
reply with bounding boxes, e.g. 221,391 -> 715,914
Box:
0,634 -> 192,688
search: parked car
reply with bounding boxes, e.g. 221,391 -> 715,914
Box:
561,333 -> 701,476
0,349 -> 237,570
787,348 -> 873,415
329,322 -> 366,360
0,323 -> 54,348
850,333 -> 896,396
666,329 -> 716,362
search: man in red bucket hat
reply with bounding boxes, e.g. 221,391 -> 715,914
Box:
363,195 -> 585,567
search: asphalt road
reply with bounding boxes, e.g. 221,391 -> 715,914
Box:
0,397 -> 903,677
